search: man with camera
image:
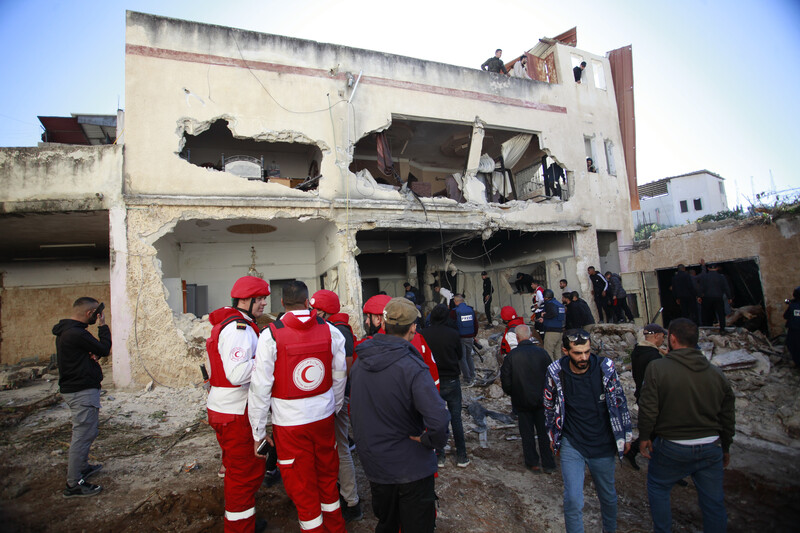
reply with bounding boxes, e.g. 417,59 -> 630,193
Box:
53,297 -> 112,497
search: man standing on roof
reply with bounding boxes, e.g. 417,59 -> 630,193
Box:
206,276 -> 271,533
249,281 -> 348,533
309,290 -> 362,523
360,294 -> 440,390
481,49 -> 509,75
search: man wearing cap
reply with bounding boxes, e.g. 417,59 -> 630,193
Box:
638,318 -> 735,533
360,294 -> 440,390
350,298 -> 450,532
249,281 -> 348,533
544,329 -> 632,533
309,289 -> 362,523
624,323 -> 668,470
500,306 -> 525,358
206,276 -> 271,533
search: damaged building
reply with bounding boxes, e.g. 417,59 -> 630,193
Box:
0,12 -> 638,387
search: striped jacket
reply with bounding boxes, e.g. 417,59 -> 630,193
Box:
543,354 -> 632,457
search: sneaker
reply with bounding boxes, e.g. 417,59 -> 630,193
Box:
676,478 -> 689,487
456,456 -> 470,468
542,466 -> 556,474
218,465 -> 226,479
81,463 -> 103,481
437,455 -> 446,468
348,437 -> 356,452
63,479 -> 102,498
342,501 -> 364,523
463,380 -> 474,388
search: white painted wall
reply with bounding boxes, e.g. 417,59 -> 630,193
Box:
0,260 -> 109,287
634,172 -> 728,228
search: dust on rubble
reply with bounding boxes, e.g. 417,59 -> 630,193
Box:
1,324 -> 799,532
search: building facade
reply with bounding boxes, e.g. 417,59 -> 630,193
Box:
634,170 -> 728,228
0,12 -> 636,386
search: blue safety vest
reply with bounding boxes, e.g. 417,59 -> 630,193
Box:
455,303 -> 476,336
542,300 -> 566,331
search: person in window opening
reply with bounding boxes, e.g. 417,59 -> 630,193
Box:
573,61 -> 586,83
512,55 -> 531,79
481,49 -> 509,75
586,158 -> 597,173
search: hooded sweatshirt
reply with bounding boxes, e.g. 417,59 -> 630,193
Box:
350,333 -> 449,484
638,347 -> 735,451
53,319 -> 112,393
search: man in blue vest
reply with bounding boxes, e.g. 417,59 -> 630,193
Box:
537,289 -> 566,361
453,294 -> 478,386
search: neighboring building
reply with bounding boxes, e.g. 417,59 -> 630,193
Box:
0,12 -> 637,385
633,170 -> 728,228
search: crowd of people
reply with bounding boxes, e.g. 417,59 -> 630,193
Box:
58,269 -> 797,533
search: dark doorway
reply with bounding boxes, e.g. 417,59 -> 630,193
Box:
655,258 -> 765,332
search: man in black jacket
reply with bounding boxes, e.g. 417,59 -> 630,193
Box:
588,266 -> 611,323
624,323 -> 667,470
570,292 -> 596,329
53,297 -> 111,497
482,271 -> 493,324
698,264 -> 732,333
672,264 -> 698,323
423,304 -> 469,467
481,49 -> 508,75
501,324 -> 555,473
351,298 -> 449,532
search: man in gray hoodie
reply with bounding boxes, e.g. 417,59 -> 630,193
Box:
350,297 -> 449,533
638,318 -> 735,533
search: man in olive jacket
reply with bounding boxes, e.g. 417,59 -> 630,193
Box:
638,318 -> 735,533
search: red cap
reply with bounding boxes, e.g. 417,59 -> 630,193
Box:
363,294 -> 392,315
500,306 -> 518,321
230,276 -> 271,299
310,290 -> 341,314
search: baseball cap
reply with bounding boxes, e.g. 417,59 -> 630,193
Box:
309,290 -> 340,314
643,323 -> 667,335
383,297 -> 421,326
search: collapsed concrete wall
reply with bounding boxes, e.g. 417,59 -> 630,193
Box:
628,215 -> 800,336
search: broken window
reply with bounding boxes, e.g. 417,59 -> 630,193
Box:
584,137 -> 597,173
179,119 -> 323,191
571,55 -> 585,82
719,182 -> 725,196
604,140 -> 616,176
694,198 -> 703,211
680,200 -> 689,213
592,60 -> 606,90
350,117 -> 473,195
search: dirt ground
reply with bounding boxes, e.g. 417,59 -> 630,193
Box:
2,326 -> 800,532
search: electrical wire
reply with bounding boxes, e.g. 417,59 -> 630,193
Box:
232,33 -> 348,115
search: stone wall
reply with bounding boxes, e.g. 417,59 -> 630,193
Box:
628,215 -> 800,336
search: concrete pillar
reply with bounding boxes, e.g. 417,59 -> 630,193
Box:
110,205 -> 132,388
572,229 -> 603,320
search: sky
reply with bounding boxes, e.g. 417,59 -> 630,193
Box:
1,0 -> 798,207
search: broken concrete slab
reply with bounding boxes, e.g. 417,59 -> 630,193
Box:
712,349 -> 758,370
